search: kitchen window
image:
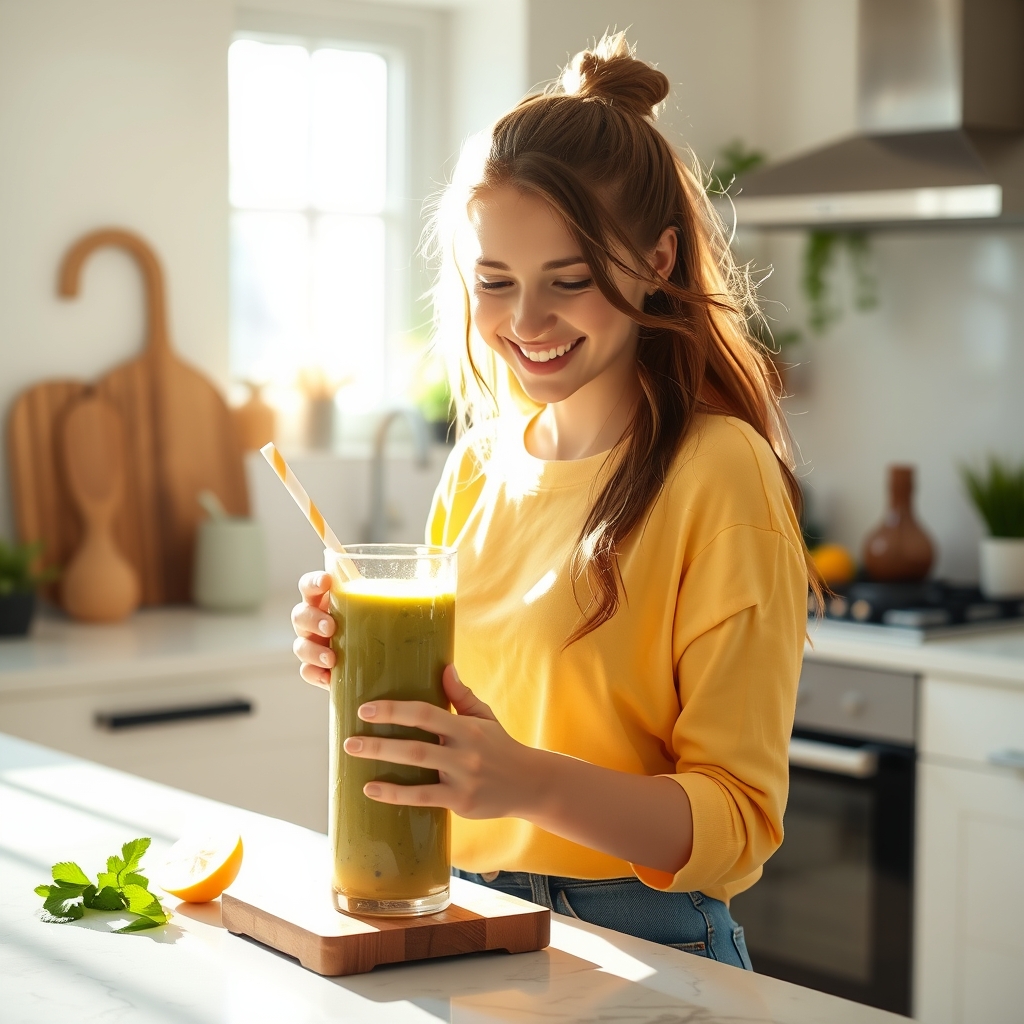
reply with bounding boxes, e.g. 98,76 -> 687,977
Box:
228,34 -> 403,414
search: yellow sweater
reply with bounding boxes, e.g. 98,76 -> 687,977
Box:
427,413 -> 807,902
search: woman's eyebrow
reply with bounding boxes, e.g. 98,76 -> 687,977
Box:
474,257 -> 588,271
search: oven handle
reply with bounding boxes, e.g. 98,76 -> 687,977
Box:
789,737 -> 879,778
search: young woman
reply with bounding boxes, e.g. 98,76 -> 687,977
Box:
291,34 -> 809,969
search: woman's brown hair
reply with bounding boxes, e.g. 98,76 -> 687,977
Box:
427,33 -> 816,642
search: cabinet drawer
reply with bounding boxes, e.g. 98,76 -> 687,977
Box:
0,670 -> 328,772
921,676 -> 1024,767
796,660 -> 916,744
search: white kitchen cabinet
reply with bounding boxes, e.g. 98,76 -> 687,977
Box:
914,675 -> 1024,1024
0,667 -> 330,832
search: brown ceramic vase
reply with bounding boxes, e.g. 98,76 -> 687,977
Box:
863,465 -> 935,582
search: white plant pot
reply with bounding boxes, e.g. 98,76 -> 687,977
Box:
979,537 -> 1024,599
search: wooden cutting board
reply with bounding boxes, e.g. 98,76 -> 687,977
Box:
222,873 -> 550,977
6,228 -> 248,606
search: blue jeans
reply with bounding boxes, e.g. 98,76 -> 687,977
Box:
454,869 -> 752,970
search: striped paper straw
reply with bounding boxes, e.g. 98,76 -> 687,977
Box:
260,443 -> 359,580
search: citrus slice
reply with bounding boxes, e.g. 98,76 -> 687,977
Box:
155,833 -> 243,903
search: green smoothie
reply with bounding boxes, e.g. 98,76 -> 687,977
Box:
327,574 -> 454,910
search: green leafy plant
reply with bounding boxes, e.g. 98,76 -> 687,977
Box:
803,230 -> 879,334
705,139 -> 766,196
0,538 -> 57,596
34,837 -> 169,933
962,459 -> 1024,538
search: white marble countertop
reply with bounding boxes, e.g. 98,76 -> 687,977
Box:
805,619 -> 1024,687
0,600 -> 298,695
0,732 -> 907,1023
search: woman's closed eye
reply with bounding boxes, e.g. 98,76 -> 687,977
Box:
555,278 -> 593,291
476,278 -> 513,292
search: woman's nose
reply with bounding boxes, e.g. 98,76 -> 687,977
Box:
510,293 -> 556,342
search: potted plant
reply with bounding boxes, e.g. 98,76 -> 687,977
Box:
962,458 -> 1024,598
0,539 -> 55,637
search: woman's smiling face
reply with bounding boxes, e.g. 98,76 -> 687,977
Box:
467,188 -> 650,407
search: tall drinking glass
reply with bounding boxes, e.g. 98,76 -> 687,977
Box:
325,544 -> 455,916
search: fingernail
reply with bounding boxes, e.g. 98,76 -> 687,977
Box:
345,737 -> 363,753
364,783 -> 381,797
320,651 -> 332,666
359,703 -> 377,719
452,665 -> 462,683
319,618 -> 333,635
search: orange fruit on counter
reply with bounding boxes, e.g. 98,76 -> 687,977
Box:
155,833 -> 243,903
810,543 -> 857,587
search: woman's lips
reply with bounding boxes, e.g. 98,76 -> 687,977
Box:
507,336 -> 584,375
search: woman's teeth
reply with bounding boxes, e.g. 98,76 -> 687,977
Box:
518,338 -> 580,363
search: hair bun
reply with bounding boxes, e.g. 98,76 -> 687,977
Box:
560,33 -> 669,119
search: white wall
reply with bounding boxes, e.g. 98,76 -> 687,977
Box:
0,0 -> 233,543
526,0 -> 762,165
450,0 -> 527,148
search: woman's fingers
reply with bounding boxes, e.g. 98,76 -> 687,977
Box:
344,735 -> 446,771
361,780 -> 452,809
291,600 -> 335,640
298,571 -> 332,611
443,665 -> 497,721
299,662 -> 331,690
358,699 -> 453,735
293,635 -> 335,669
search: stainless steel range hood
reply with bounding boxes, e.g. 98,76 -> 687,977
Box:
733,0 -> 1024,228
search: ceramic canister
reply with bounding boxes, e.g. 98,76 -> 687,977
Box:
192,517 -> 268,611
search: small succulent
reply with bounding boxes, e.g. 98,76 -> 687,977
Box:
962,459 -> 1024,538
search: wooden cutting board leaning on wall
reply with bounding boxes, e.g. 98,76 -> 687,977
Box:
6,228 -> 248,606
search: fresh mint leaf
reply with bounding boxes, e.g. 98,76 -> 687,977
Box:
84,885 -> 124,911
41,905 -> 85,924
43,885 -> 85,920
114,916 -> 161,933
119,838 -> 150,878
121,884 -> 167,923
33,837 -> 166,933
52,862 -> 92,887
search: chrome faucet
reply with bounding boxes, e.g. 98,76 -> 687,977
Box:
365,408 -> 430,543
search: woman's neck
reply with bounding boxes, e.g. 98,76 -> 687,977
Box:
525,364 -> 641,462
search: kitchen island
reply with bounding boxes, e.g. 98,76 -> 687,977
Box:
0,732 -> 905,1023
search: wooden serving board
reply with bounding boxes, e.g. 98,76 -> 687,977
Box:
222,873 -> 550,977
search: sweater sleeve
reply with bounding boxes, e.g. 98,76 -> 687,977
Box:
632,524 -> 807,896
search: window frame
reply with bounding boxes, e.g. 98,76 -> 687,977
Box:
231,3 -> 447,408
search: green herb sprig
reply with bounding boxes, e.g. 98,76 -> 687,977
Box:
34,837 -> 168,933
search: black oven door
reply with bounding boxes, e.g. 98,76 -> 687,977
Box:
729,729 -> 914,1015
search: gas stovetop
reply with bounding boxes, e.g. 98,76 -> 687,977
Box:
818,580 -> 1024,641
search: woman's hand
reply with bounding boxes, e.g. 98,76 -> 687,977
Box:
343,666 -> 537,819
345,663 -> 695,875
290,571 -> 336,690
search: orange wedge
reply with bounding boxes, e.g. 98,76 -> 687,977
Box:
155,833 -> 243,903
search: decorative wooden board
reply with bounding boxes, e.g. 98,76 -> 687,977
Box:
222,874 -> 550,977
6,228 -> 248,607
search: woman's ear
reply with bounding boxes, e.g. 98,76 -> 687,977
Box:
650,226 -> 678,286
